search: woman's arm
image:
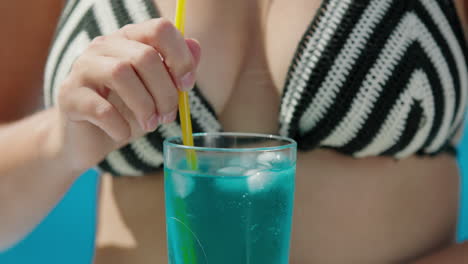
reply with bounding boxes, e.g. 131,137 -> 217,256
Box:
0,2 -> 200,249
0,1 -> 68,250
0,108 -> 81,251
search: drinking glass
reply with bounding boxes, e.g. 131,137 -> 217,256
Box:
164,132 -> 297,264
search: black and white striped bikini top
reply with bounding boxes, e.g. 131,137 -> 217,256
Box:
45,0 -> 468,176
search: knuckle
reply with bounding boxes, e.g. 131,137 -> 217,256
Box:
109,61 -> 132,80
70,55 -> 85,72
94,102 -> 114,120
89,36 -> 107,48
151,18 -> 176,39
120,24 -> 135,36
121,24 -> 134,32
71,53 -> 93,77
135,46 -> 160,66
57,76 -> 76,107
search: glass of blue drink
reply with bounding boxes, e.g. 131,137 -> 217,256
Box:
164,132 -> 296,264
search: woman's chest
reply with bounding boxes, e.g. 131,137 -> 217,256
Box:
154,0 -> 322,133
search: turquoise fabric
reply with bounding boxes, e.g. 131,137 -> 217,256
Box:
0,169 -> 99,264
1,125 -> 468,263
457,125 -> 468,242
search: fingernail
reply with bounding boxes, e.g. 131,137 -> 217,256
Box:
145,113 -> 159,131
179,71 -> 195,91
159,110 -> 178,124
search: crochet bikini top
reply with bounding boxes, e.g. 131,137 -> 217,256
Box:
44,0 -> 468,176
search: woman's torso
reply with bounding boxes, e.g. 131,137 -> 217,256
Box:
95,151 -> 459,263
45,0 -> 466,263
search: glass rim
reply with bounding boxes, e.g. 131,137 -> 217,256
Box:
164,132 -> 297,153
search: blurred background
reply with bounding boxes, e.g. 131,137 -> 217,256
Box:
0,123 -> 466,263
0,1 -> 466,263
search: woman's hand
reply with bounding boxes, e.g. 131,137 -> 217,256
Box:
52,18 -> 201,173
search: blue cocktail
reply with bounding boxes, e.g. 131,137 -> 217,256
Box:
164,133 -> 296,264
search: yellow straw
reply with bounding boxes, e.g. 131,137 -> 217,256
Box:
172,4 -> 199,262
175,0 -> 197,170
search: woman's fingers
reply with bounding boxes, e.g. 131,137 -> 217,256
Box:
59,84 -> 130,142
72,53 -> 159,132
118,18 -> 197,91
61,18 -> 202,143
54,18 -> 204,171
91,37 -> 180,124
185,38 -> 202,69
175,39 -> 202,93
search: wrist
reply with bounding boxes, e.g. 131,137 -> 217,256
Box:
40,108 -> 84,178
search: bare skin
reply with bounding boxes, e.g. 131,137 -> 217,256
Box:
95,151 -> 459,264
0,0 -> 466,263
94,0 -> 467,263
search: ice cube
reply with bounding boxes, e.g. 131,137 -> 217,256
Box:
226,155 -> 256,168
171,172 -> 194,198
257,152 -> 288,168
214,166 -> 248,193
246,169 -> 273,192
216,166 -> 246,176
